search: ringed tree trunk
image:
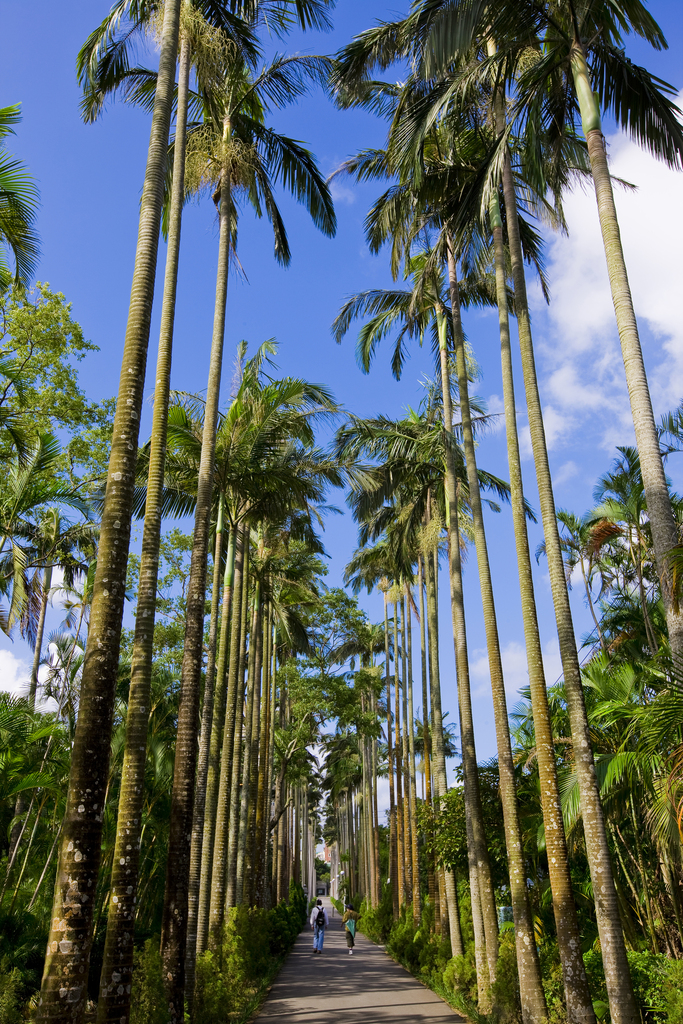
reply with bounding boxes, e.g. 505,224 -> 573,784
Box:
29,564 -> 51,704
186,506 -> 229,988
435,316 -> 496,975
489,189 -> 596,1024
424,543 -> 464,958
203,523 -> 244,947
97,34 -> 192,1024
226,537 -> 251,908
392,594 -> 406,906
446,248 -> 547,1024
9,563 -> 52,866
404,591 -> 421,922
382,587 -> 399,920
417,555 -> 437,915
236,583 -> 261,906
159,144 -> 232,1024
570,42 -> 683,669
36,2 -> 182,1019
400,595 -> 413,902
494,82 -> 639,1024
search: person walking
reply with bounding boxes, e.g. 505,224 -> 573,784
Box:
342,904 -> 360,955
310,899 -> 329,954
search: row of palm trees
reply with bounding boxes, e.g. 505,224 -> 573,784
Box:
321,3 -> 683,1024
37,2 -> 338,1022
7,0 -> 681,1022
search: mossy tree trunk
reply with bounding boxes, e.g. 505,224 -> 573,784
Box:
36,4 -> 182,1019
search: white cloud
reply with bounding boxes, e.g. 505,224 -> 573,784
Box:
482,393 -> 506,434
552,460 -> 579,487
469,637 -> 563,702
328,179 -> 356,206
0,649 -> 31,697
531,95 -> 683,452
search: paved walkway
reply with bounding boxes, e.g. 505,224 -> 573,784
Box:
256,898 -> 464,1023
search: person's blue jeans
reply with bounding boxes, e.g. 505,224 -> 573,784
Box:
313,924 -> 325,951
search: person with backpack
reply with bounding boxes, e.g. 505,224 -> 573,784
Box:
310,899 -> 329,953
342,904 -> 360,955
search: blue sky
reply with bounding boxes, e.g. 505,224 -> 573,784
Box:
1,0 -> 682,774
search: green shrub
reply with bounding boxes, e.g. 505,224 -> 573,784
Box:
582,948 -> 671,1024
0,966 -> 23,1024
194,950 -> 230,1024
194,897 -> 303,1024
442,947 -> 478,1005
662,959 -> 683,1024
358,883 -> 393,943
129,939 -> 168,1024
491,928 -> 522,1024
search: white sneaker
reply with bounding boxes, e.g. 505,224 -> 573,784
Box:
349,950 -> 353,955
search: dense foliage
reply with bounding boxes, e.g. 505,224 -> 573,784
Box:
2,1 -> 683,1024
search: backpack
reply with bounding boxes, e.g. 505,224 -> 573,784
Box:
316,907 -> 325,928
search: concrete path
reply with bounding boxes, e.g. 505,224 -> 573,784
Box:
256,898 -> 464,1023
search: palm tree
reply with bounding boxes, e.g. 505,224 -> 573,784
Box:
158,48 -> 335,1017
377,9 -> 655,1017
37,4 -> 183,1017
337,408 -> 512,976
0,104 -> 39,294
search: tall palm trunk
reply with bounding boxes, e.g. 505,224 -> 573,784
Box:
10,564 -> 52,865
435,334 -> 495,969
186,505 -> 226,1002
29,565 -> 51,704
236,585 -> 261,905
254,602 -> 272,908
244,600 -> 264,905
424,545 -> 464,957
494,86 -> 639,1024
418,556 -> 437,917
371,687 -> 381,905
226,540 -> 250,907
383,589 -> 399,919
490,189 -> 596,1024
160,135 -> 232,1024
570,43 -> 683,667
446,250 -> 547,1024
37,4 -> 182,1019
204,524 -> 245,945
393,598 -> 406,905
400,595 -> 413,903
405,592 -> 421,921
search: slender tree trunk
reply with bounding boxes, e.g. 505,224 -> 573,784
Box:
187,503 -> 226,994
192,514 -> 234,963
405,592 -> 421,922
424,545 -> 464,958
400,595 -> 413,905
37,5 -> 182,1019
244,598 -> 264,906
418,557 -> 437,920
29,566 -> 51,703
383,590 -> 399,920
393,598 -> 406,906
226,540 -> 250,908
446,250 -> 546,1024
489,189 -> 596,1024
205,524 -> 244,944
497,86 -> 638,1024
431,363 -> 494,967
160,141 -> 232,1024
570,42 -> 683,668
236,587 -> 261,906
371,688 -> 381,906
9,565 -> 51,865
254,603 -> 272,908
